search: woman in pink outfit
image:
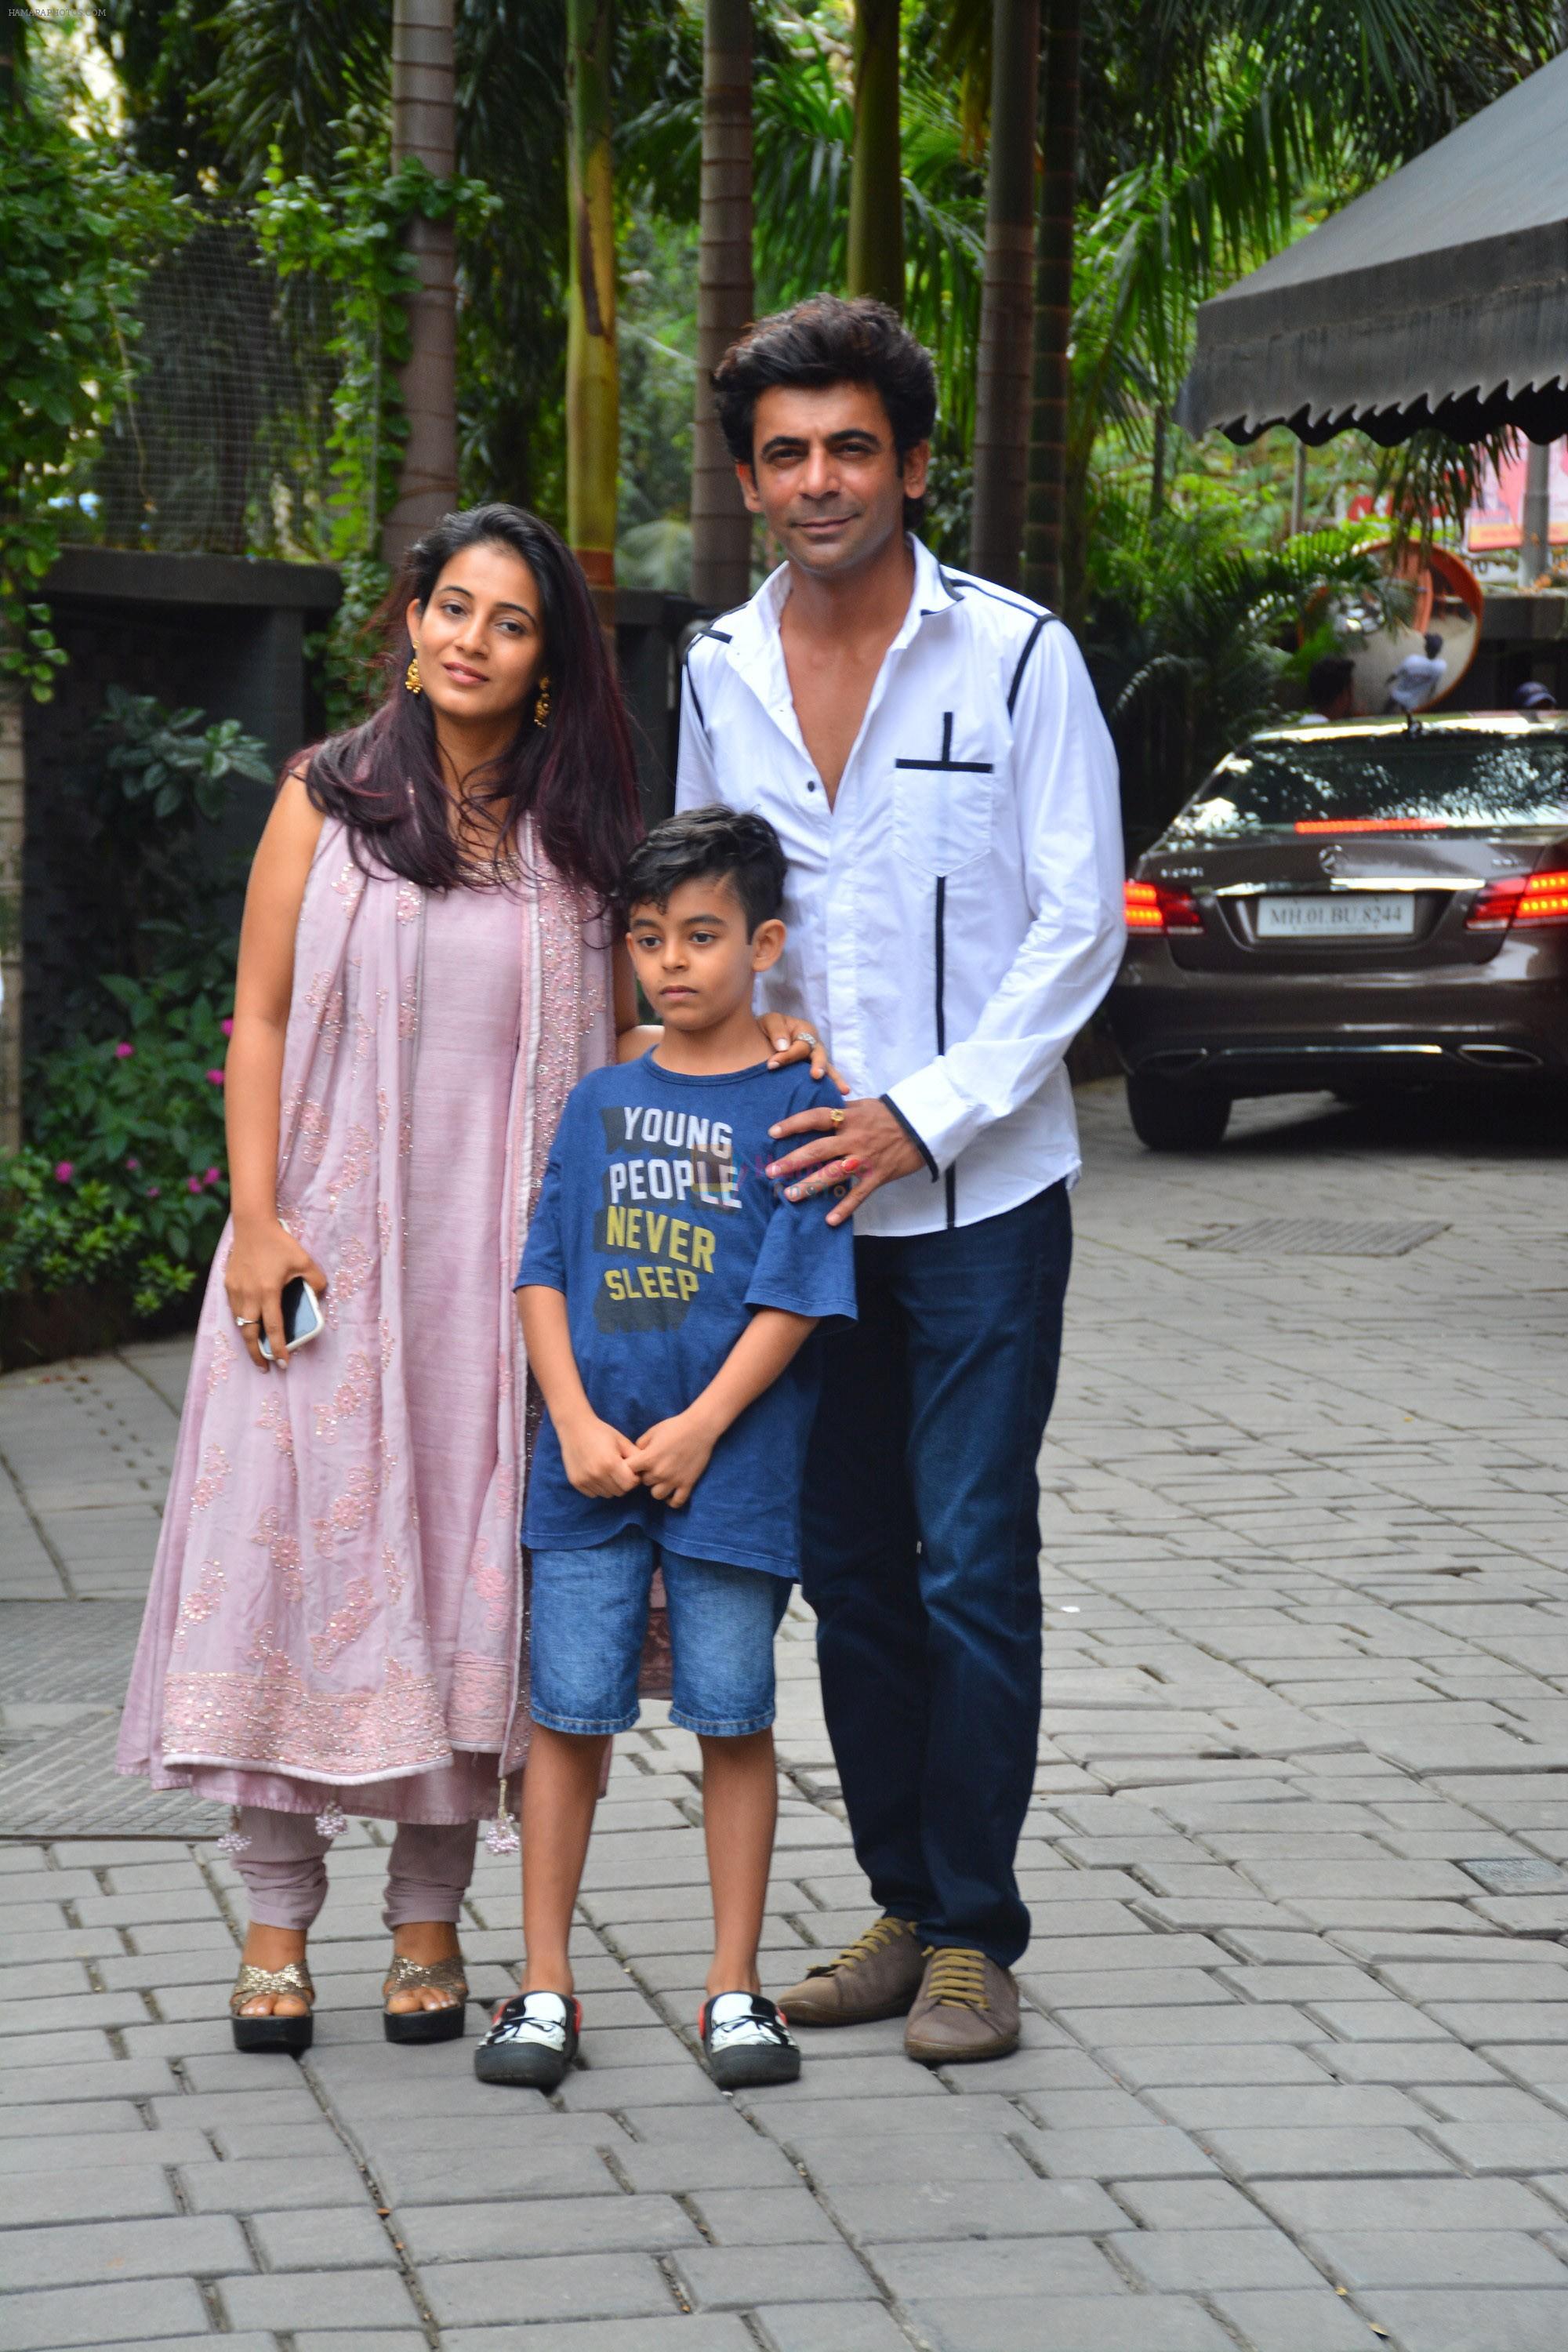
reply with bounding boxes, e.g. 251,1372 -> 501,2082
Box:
118,505 -> 822,2051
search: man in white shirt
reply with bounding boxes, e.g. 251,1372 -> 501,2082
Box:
677,296 -> 1124,2064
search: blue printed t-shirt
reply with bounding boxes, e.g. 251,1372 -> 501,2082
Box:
517,1051 -> 857,1578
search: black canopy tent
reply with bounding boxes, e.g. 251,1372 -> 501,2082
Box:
1177,53 -> 1568,449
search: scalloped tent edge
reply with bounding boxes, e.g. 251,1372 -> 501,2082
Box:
1176,51 -> 1568,448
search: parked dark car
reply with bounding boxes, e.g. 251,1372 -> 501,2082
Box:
1108,713 -> 1568,1148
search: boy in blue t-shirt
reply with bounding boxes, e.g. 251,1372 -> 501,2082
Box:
474,807 -> 855,2096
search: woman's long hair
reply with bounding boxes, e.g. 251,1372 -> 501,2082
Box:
305,504 -> 641,902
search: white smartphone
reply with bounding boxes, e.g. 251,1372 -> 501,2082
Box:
260,1277 -> 326,1360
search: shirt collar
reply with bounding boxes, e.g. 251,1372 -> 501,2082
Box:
726,533 -> 956,703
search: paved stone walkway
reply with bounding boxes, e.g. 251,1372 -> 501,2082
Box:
5,1078 -> 1568,2351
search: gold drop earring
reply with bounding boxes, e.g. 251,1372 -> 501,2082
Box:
405,654 -> 422,695
534,675 -> 551,728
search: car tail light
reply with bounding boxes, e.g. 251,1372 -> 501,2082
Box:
1466,869 -> 1568,930
1294,818 -> 1447,834
1125,880 -> 1204,935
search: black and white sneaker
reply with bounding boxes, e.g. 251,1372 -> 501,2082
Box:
474,1991 -> 580,2090
700,1991 -> 801,2089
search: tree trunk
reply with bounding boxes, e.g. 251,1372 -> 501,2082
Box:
969,0 -> 1040,589
691,0 -> 754,612
381,0 -> 459,568
0,697 -> 22,1151
1022,0 -> 1079,612
847,0 -> 903,310
1520,437 -> 1552,588
566,0 -> 619,615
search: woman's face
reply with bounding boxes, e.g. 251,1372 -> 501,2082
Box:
407,543 -> 545,729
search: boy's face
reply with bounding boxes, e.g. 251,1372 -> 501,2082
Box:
625,875 -> 784,1033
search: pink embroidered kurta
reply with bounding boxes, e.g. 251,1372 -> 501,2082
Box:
118,818 -> 613,1824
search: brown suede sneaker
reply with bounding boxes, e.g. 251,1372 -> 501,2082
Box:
776,1915 -> 926,2027
904,1947 -> 1020,2065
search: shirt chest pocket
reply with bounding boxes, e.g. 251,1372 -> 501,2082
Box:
889,710 -> 997,880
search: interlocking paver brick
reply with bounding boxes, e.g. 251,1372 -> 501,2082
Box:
673,2239 -> 880,2307
1203,2288 -> 1383,2351
0,2280 -> 211,2350
249,2205 -> 399,2270
1355,2289 -> 1568,2350
396,2194 -> 702,2262
1116,2227 -> 1322,2288
219,2268 -> 422,2332
0,2212 -> 251,2290
1306,2230 -> 1568,2286
0,2165 -> 179,2226
909,2292 -> 1233,2351
418,2252 -> 675,2327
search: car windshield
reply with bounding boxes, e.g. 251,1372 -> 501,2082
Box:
1170,732 -> 1568,839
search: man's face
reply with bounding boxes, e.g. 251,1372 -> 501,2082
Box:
739,382 -> 928,580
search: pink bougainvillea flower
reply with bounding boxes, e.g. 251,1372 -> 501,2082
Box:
220,1017 -> 234,1036
53,1162 -> 74,1183
125,1156 -> 140,1171
205,1068 -> 225,1087
187,1175 -> 203,1193
202,1167 -> 221,1186
146,1183 -> 162,1198
113,1041 -> 133,1060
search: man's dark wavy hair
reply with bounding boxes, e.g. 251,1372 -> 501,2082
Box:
711,295 -> 938,524
302,503 -> 641,904
615,804 -> 786,939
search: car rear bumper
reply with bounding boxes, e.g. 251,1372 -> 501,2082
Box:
1108,953 -> 1568,1092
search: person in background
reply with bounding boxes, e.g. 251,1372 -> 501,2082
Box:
1301,654 -> 1357,723
1386,630 -> 1448,713
1513,681 -> 1558,712
679,295 -> 1124,2066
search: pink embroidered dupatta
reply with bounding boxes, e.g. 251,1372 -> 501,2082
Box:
118,818 -> 613,1811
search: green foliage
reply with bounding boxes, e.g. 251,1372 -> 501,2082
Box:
305,550 -> 393,735
255,138 -> 500,555
96,686 -> 274,824
60,692 -> 268,993
2,970 -> 233,1315
1085,507 -> 1406,840
0,103 -> 183,697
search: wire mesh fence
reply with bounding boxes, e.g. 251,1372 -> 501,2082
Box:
90,205 -> 344,560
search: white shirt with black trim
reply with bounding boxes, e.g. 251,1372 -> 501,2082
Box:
675,535 -> 1125,1240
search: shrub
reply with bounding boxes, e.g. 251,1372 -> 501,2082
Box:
2,971 -> 232,1316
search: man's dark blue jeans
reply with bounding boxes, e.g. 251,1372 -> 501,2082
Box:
800,1182 -> 1071,1971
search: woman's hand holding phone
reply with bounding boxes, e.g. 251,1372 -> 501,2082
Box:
224,1221 -> 328,1372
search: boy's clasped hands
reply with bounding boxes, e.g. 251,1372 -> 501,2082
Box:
554,1400 -> 717,1511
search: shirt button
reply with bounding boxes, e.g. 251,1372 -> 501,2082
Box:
806,779 -> 818,793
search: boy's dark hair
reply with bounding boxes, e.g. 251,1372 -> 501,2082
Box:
712,296 -> 938,525
618,804 -> 786,938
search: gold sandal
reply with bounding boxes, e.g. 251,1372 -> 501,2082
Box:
383,1953 -> 468,2045
230,1960 -> 314,2054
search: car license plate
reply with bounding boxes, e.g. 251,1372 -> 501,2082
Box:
1255,894 -> 1415,941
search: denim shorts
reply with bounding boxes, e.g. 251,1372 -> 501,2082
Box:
528,1527 -> 792,1739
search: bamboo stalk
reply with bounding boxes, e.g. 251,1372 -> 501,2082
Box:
847,0 -> 904,311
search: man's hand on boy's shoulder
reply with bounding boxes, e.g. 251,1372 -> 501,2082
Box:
557,1409 -> 642,1500
764,1096 -> 924,1225
628,1407 -> 717,1512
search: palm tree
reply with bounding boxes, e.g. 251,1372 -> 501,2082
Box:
1021,0 -> 1077,612
847,0 -> 904,308
566,0 -> 619,608
969,0 -> 1039,589
382,0 -> 459,568
691,0 -> 754,611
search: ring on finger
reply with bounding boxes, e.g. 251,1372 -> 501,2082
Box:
235,1316 -> 258,1328
829,1105 -> 845,1129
